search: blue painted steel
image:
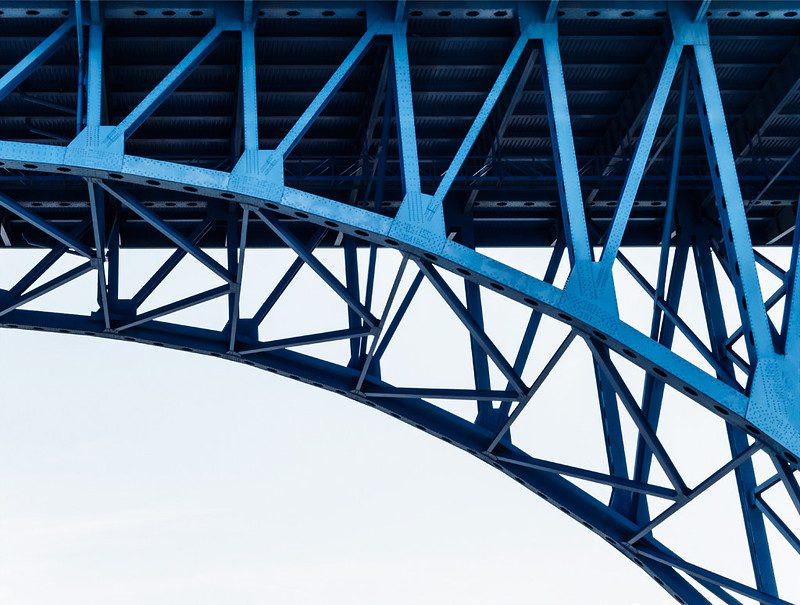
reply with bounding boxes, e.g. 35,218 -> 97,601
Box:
0,4 -> 798,604
694,236 -> 779,598
432,34 -> 527,206
390,22 -> 421,198
600,39 -> 682,270
109,25 -> 226,143
539,28 -> 592,264
630,67 -> 689,522
240,1 -> 258,155
275,29 -> 375,158
0,18 -> 74,102
85,3 -> 102,129
99,184 -> 233,282
691,41 -> 773,360
0,192 -> 93,258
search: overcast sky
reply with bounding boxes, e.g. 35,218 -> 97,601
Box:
0,247 -> 796,604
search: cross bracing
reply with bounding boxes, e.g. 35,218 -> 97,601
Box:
0,1 -> 799,603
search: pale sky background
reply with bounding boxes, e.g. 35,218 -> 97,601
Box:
0,246 -> 797,604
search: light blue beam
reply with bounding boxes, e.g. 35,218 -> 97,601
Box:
0,18 -> 75,103
599,41 -> 683,270
432,35 -> 528,206
275,30 -> 375,158
691,43 -> 773,359
108,25 -> 224,142
86,4 -> 103,130
75,0 -> 84,133
540,29 -> 593,264
391,23 -> 421,196
241,0 -> 259,154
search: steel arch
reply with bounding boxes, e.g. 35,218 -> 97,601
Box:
0,2 -> 798,604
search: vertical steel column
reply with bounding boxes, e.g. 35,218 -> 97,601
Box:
592,360 -> 631,515
391,22 -> 421,197
460,219 -> 494,429
85,1 -> 103,131
344,236 -> 363,366
540,32 -> 592,264
74,0 -> 84,134
241,0 -> 259,157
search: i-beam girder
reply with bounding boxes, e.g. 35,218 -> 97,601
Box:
1,2 -> 799,604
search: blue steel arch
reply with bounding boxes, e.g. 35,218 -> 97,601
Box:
0,1 -> 799,603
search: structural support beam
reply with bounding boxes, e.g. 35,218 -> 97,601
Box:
691,43 -> 773,360
0,9 -> 796,603
600,40 -> 683,269
109,25 -> 224,142
540,31 -> 592,264
0,19 -> 74,103
586,35 -> 671,206
782,197 -> 800,359
433,35 -> 528,206
240,0 -> 258,155
0,192 -> 92,258
276,29 -> 375,157
99,184 -> 232,283
463,47 -> 538,213
417,260 -> 527,396
391,23 -> 421,196
694,235 -> 779,600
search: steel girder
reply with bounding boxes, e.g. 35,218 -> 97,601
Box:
0,2 -> 799,603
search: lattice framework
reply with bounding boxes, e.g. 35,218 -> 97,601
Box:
0,2 -> 799,603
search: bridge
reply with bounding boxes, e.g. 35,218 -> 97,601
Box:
1,1 -> 800,602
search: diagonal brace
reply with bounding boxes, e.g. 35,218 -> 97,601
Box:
99,183 -> 233,283
416,260 -> 527,395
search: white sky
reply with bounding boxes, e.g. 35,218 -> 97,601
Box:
0,247 -> 796,604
